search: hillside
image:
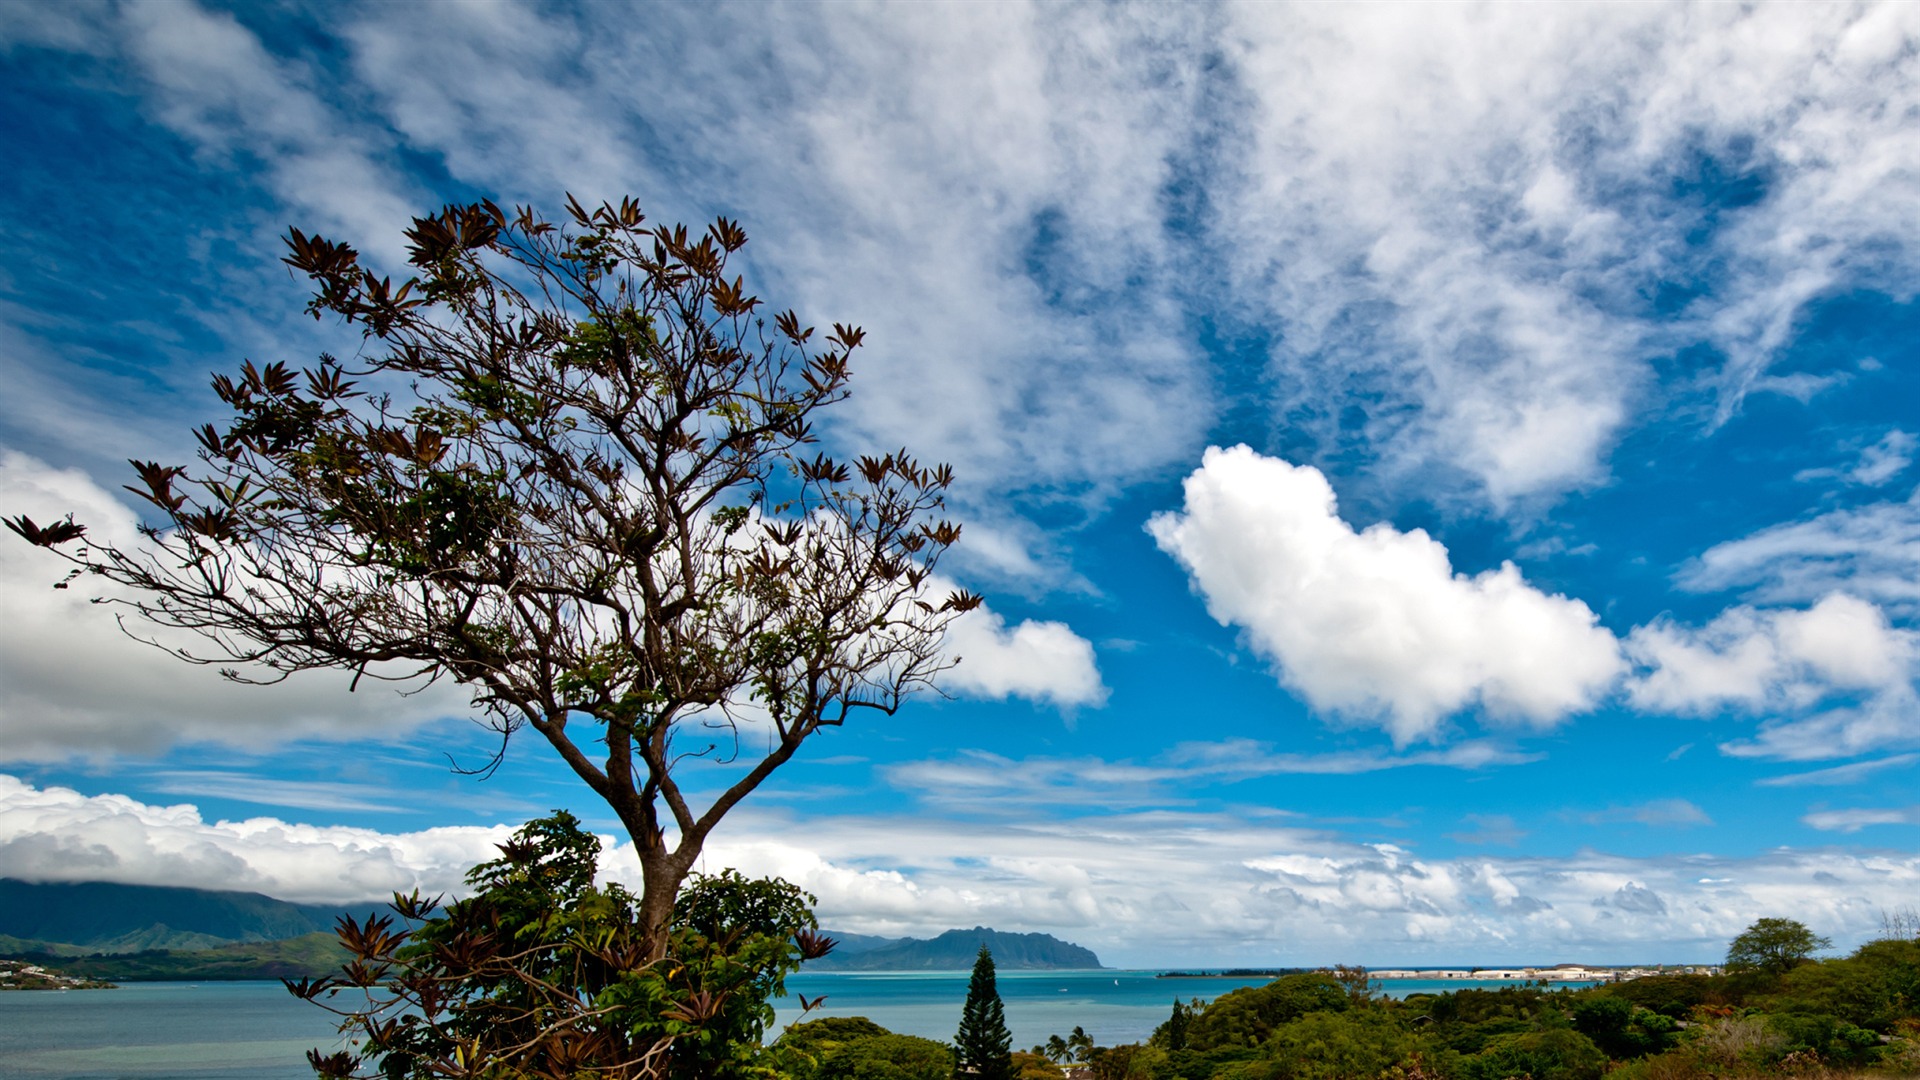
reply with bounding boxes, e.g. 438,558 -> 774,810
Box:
0,878 -> 378,953
17,932 -> 351,982
810,926 -> 1103,970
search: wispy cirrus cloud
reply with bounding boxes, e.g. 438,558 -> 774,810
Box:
1759,754 -> 1920,788
1803,806 -> 1920,833
1678,487 -> 1920,615
1582,799 -> 1715,829
884,738 -> 1540,812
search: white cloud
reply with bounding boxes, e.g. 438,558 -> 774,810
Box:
1851,430 -> 1916,486
1218,2 -> 1920,508
1583,799 -> 1714,829
1759,754 -> 1919,787
0,775 -> 506,904
333,1 -> 1216,515
1627,593 -> 1915,713
0,451 -> 467,761
939,606 -> 1107,710
1148,446 -> 1623,743
9,772 -> 1916,965
1803,806 -> 1920,833
1625,593 -> 1920,760
1678,487 -> 1920,614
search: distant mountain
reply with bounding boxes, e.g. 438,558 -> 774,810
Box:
810,926 -> 1102,970
0,878 -> 379,953
25,932 -> 351,982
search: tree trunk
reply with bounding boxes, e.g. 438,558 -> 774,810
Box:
636,847 -> 689,961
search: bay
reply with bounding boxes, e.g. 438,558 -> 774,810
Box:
0,973 -> 1597,1078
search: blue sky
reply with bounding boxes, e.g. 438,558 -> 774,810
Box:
3,1 -> 1920,968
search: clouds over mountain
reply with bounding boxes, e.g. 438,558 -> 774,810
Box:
3,772 -> 1913,966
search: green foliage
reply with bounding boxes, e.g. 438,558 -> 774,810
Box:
1087,1042 -> 1168,1080
1766,1011 -> 1883,1065
775,1017 -> 951,1080
820,1033 -> 953,1079
296,812 -> 820,1080
957,945 -> 1014,1080
1183,972 -> 1350,1052
1150,998 -> 1201,1051
1726,917 -> 1832,977
1570,995 -> 1678,1060
1239,1009 -> 1417,1080
1599,974 -> 1711,1019
27,932 -> 348,982
1009,1050 -> 1066,1079
1464,1028 -> 1606,1080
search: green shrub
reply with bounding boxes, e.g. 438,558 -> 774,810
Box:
1463,1028 -> 1606,1080
825,1033 -> 951,1079
1602,975 -> 1711,1020
1244,1009 -> 1417,1080
1569,995 -> 1677,1060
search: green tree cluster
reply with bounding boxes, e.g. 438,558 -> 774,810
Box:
775,1016 -> 952,1080
1045,920 -> 1920,1080
295,812 -> 830,1079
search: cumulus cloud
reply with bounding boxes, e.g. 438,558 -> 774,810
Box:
9,772 -> 1916,965
0,452 -> 470,761
1627,594 -> 1915,713
1625,593 -> 1920,760
939,606 -> 1107,710
1148,447 -> 1623,743
0,775 -> 506,904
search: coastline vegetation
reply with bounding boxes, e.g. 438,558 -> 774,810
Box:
0,958 -> 114,990
1012,919 -> 1920,1080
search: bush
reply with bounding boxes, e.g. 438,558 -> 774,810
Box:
774,1018 -> 952,1080
817,1033 -> 952,1080
1464,1028 -> 1606,1080
1681,1014 -> 1786,1073
1570,995 -> 1677,1060
1245,1009 -> 1417,1080
1767,1011 -> 1882,1066
1010,1050 -> 1067,1079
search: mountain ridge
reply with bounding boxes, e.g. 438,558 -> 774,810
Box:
811,926 -> 1103,970
0,878 -> 378,952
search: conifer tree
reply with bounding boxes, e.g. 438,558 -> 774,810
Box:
955,945 -> 1013,1079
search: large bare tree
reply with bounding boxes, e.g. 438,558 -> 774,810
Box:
8,196 -> 977,956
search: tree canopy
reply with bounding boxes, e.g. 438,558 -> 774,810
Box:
1727,917 -> 1833,977
7,196 -> 979,957
294,812 -> 832,1079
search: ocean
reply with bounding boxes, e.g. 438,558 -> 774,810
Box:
0,972 -> 1595,1078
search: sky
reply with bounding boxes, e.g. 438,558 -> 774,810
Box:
2,0 -> 1920,969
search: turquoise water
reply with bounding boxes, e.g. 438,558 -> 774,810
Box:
0,981 -> 350,1079
0,974 -> 1594,1077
